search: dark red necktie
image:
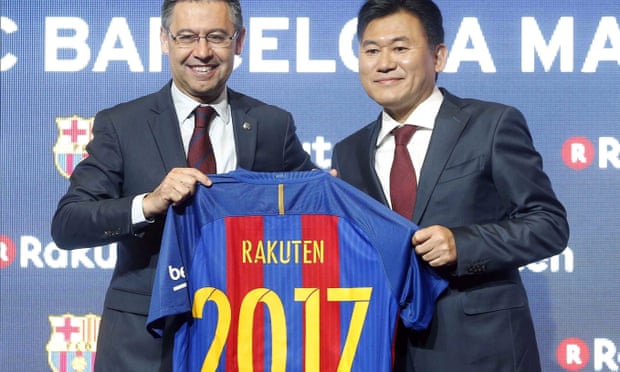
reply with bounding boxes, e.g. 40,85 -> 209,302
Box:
390,125 -> 417,219
188,106 -> 217,174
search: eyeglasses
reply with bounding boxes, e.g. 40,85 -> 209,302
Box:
167,30 -> 239,48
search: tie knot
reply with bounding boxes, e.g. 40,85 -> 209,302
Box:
392,125 -> 417,145
194,106 -> 215,128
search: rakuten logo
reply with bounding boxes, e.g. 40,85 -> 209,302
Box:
0,235 -> 117,269
0,235 -> 17,268
520,247 -> 574,273
557,337 -> 620,371
562,137 -> 620,170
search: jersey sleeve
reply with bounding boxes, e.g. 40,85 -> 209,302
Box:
375,218 -> 448,331
357,198 -> 448,331
332,176 -> 448,331
399,251 -> 448,330
146,209 -> 192,337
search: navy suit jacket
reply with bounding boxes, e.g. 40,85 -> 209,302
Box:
51,82 -> 315,315
332,89 -> 569,371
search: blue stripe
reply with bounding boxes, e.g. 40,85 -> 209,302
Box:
262,214 -> 303,371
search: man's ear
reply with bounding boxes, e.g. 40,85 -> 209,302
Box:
434,43 -> 448,73
160,27 -> 170,55
234,27 -> 247,55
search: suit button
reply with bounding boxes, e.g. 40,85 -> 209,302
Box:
104,229 -> 121,237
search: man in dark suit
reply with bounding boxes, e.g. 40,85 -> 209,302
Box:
51,0 -> 314,370
332,0 -> 569,371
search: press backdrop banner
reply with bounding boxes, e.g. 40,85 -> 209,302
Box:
1,1 -> 619,371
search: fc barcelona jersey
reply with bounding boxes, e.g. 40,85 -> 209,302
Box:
147,169 -> 447,371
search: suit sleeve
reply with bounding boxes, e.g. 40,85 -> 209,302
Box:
451,106 -> 569,275
51,109 -> 134,249
282,112 -> 316,171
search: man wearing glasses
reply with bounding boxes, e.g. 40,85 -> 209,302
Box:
51,1 -> 314,370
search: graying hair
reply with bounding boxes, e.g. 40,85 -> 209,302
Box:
161,0 -> 243,32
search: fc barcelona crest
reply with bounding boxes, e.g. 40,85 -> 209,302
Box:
46,313 -> 101,372
53,115 -> 94,179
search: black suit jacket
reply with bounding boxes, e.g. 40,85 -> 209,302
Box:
332,89 -> 569,371
51,82 -> 315,315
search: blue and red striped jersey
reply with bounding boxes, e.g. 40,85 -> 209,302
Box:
147,169 -> 447,371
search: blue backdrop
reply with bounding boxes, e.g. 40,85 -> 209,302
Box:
1,1 -> 619,371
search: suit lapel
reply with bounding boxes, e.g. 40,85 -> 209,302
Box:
363,118 -> 390,205
413,91 -> 469,223
147,86 -> 259,172
228,89 -> 257,169
148,83 -> 187,171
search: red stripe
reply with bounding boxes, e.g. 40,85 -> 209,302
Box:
226,216 -> 265,370
59,351 -> 67,372
301,215 -> 341,371
66,154 -> 75,176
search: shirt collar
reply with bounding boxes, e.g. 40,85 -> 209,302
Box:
376,86 -> 444,147
170,82 -> 230,124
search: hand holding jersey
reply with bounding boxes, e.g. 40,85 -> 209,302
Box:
147,170 -> 447,371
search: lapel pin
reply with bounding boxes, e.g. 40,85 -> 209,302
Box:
242,122 -> 252,131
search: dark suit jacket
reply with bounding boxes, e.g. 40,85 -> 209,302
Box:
51,82 -> 314,343
332,89 -> 569,371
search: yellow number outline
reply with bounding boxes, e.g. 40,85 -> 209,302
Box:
192,287 -> 373,371
192,287 -> 232,371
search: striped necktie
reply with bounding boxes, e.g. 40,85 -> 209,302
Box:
187,106 -> 217,174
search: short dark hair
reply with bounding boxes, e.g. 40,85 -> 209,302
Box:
161,0 -> 243,32
357,0 -> 444,48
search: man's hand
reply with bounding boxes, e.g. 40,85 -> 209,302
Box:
412,225 -> 457,267
143,168 -> 212,219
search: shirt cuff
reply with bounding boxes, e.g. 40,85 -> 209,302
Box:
131,193 -> 155,226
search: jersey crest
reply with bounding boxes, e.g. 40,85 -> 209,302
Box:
46,313 -> 100,372
53,115 -> 93,179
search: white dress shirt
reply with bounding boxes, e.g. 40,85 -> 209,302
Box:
132,83 -> 238,225
171,83 -> 237,173
375,87 -> 444,208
